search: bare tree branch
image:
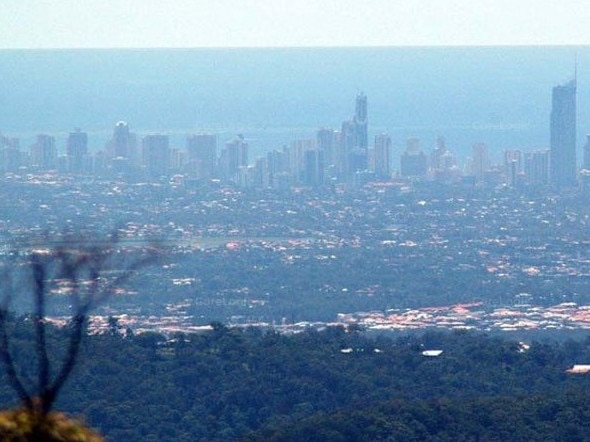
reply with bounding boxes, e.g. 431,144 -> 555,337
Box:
31,253 -> 50,409
0,309 -> 33,410
42,314 -> 85,414
0,234 -> 161,416
0,256 -> 35,411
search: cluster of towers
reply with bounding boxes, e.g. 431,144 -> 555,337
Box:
0,122 -> 249,182
396,76 -> 581,189
503,77 -> 579,189
0,81 -> 586,189
0,94 -> 390,188
252,93 -> 392,188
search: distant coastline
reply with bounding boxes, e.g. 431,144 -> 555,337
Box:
0,46 -> 586,165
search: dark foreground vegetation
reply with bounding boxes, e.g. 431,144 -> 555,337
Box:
3,319 -> 590,441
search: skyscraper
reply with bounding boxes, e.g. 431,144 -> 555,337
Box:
373,133 -> 392,179
316,128 -> 338,167
108,121 -> 137,162
504,150 -> 522,187
354,93 -> 368,150
350,93 -> 368,173
0,136 -> 21,173
337,94 -> 369,179
30,134 -> 57,170
550,79 -> 577,186
186,133 -> 217,178
467,143 -> 491,183
288,139 -> 315,182
66,128 -> 88,174
142,134 -> 170,177
430,137 -> 448,171
340,120 -> 357,174
219,135 -> 248,181
525,150 -> 550,185
303,149 -> 324,187
400,138 -> 427,177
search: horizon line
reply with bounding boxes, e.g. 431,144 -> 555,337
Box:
0,44 -> 589,51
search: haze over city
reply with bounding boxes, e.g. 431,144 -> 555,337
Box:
4,2 -> 590,441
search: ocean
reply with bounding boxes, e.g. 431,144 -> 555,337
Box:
0,46 -> 586,166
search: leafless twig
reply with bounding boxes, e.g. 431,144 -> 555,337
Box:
0,234 -> 160,415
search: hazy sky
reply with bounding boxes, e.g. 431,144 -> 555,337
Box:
1,0 -> 589,49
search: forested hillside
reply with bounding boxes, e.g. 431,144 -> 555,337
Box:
2,319 -> 590,441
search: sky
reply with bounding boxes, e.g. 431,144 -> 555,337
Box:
1,0 -> 590,49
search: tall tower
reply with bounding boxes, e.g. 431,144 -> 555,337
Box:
400,138 -> 427,177
30,134 -> 57,170
107,121 -> 138,164
288,139 -> 315,182
468,143 -> 491,183
317,128 -> 338,166
0,136 -> 20,173
219,135 -> 248,181
186,133 -> 217,178
341,93 -> 369,176
142,134 -> 170,177
525,150 -> 550,185
504,150 -> 522,187
112,121 -> 131,158
67,128 -> 88,174
373,133 -> 392,179
550,79 -> 577,186
354,93 -> 368,150
303,149 -> 324,187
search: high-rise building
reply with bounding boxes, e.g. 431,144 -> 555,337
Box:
466,143 -> 491,182
108,121 -> 137,162
373,133 -> 392,179
219,135 -> 248,181
429,137 -> 459,182
400,138 -> 427,177
265,148 -> 292,189
30,134 -> 57,170
354,93 -> 368,151
317,128 -> 338,167
342,123 -> 367,175
504,150 -> 522,186
524,150 -> 550,185
430,137 -> 448,171
289,139 -> 315,182
142,134 -> 170,177
170,148 -> 187,173
186,134 -> 217,178
0,136 -> 21,173
303,149 -> 324,187
337,94 -> 369,179
266,148 -> 289,176
320,129 -> 344,179
550,79 -> 577,186
350,93 -> 369,173
66,128 -> 88,174
340,120 -> 357,175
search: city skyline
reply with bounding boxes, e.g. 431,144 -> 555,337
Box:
2,5 -> 590,436
1,45 -> 589,190
0,80 -> 586,191
0,47 -> 586,161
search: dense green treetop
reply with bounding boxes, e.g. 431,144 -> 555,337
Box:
2,319 -> 590,441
